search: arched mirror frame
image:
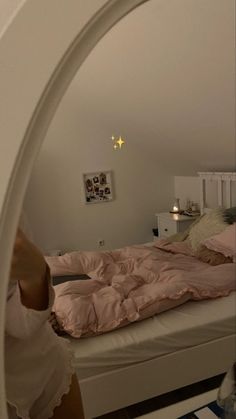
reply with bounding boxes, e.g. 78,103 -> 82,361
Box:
0,0 -> 150,416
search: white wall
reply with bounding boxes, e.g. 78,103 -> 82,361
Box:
63,0 -> 234,175
23,0 -> 235,252
23,88 -> 173,252
23,80 -> 173,252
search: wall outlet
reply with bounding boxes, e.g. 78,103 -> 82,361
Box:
98,239 -> 105,247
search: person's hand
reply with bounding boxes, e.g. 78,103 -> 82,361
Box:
10,228 -> 50,310
10,228 -> 47,283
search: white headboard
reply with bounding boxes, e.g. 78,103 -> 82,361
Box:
198,172 -> 236,214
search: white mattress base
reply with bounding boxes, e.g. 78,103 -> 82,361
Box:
69,293 -> 236,379
79,334 -> 235,418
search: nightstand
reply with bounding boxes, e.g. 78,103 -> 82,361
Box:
155,212 -> 199,238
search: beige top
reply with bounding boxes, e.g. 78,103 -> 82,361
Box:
5,280 -> 75,419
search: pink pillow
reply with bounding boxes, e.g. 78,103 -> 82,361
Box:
203,223 -> 236,259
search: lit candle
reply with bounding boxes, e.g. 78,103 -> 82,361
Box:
172,198 -> 180,213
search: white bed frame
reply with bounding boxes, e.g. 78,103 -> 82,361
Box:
80,336 -> 235,418
199,171 -> 236,214
79,172 -> 236,419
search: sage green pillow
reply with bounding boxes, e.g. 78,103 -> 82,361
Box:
223,207 -> 236,224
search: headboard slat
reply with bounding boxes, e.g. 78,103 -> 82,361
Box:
198,172 -> 236,214
217,179 -> 223,207
226,180 -> 231,208
199,178 -> 206,215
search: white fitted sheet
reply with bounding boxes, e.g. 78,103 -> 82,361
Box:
69,292 -> 236,379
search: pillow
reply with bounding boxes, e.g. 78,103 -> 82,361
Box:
168,215 -> 204,243
195,245 -> 233,266
223,207 -> 236,224
188,208 -> 227,251
203,223 -> 236,259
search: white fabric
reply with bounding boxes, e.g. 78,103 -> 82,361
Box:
5,281 -> 75,419
69,292 -> 236,379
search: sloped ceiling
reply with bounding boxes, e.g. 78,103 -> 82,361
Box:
69,0 -> 235,174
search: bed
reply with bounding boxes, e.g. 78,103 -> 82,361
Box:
49,172 -> 236,418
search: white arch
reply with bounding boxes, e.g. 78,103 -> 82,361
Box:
0,0 -> 149,416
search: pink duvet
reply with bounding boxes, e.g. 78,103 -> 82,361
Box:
46,240 -> 236,338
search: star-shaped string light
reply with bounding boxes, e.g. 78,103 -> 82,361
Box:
110,135 -> 125,150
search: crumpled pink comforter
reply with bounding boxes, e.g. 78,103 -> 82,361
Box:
46,240 -> 236,338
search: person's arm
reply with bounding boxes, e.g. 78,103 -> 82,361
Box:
10,228 -> 49,310
9,229 -> 85,418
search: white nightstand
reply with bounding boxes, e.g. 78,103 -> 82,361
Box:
155,212 -> 199,238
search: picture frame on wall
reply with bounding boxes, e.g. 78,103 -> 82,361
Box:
83,170 -> 114,204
